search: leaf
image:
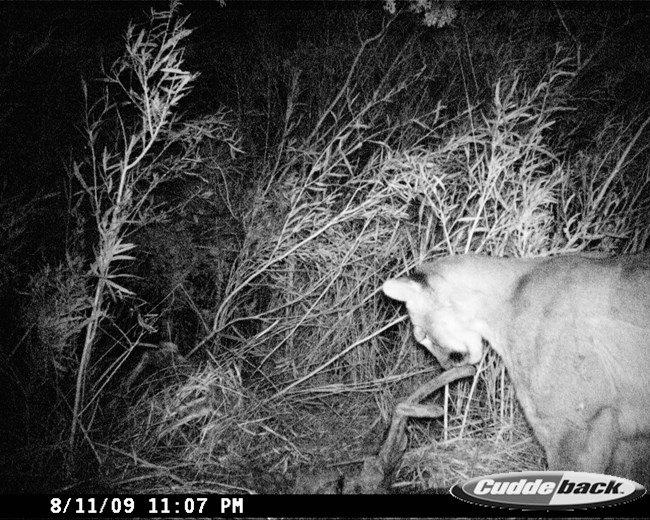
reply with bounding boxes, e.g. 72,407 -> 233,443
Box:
105,278 -> 135,296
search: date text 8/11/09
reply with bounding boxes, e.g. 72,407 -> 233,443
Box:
48,496 -> 244,516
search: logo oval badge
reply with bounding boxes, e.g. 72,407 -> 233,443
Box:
451,471 -> 646,510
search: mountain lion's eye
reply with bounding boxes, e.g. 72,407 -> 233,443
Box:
448,351 -> 466,364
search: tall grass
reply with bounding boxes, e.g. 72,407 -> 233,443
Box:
193,14 -> 650,489
68,5 -> 199,451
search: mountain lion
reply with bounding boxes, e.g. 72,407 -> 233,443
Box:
382,251 -> 650,486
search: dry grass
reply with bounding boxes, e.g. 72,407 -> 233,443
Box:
102,9 -> 650,495
7,5 -> 650,495
109,24 -> 649,494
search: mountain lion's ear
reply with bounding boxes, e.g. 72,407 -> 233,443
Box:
382,278 -> 425,302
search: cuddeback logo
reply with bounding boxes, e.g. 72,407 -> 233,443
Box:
451,471 -> 646,510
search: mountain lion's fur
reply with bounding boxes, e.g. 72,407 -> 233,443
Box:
382,252 -> 650,485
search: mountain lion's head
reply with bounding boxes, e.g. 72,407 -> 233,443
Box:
382,269 -> 484,369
